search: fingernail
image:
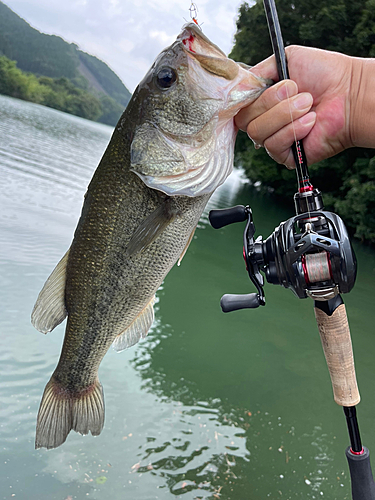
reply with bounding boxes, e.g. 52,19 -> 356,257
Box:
276,81 -> 296,100
293,93 -> 313,110
298,111 -> 316,126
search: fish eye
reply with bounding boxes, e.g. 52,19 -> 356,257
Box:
155,67 -> 177,90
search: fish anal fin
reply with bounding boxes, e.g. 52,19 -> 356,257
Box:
31,249 -> 70,334
112,296 -> 155,352
35,376 -> 104,450
126,200 -> 177,256
177,227 -> 196,266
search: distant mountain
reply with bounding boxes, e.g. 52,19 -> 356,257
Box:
0,1 -> 131,124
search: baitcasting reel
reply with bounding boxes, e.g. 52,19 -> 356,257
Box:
209,197 -> 357,313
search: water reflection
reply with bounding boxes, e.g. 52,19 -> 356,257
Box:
129,316 -> 350,499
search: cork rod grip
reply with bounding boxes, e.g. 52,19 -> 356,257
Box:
314,303 -> 360,406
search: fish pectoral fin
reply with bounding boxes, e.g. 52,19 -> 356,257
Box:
31,248 -> 70,334
112,296 -> 156,352
125,199 -> 177,256
177,226 -> 197,266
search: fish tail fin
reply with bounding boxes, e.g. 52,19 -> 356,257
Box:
35,376 -> 105,450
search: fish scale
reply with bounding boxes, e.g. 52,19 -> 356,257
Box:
31,22 -> 271,449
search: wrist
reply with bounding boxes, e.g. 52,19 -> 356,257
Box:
349,57 -> 375,149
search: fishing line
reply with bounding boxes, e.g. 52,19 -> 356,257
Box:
262,0 -> 299,153
284,81 -> 299,158
263,0 -> 318,240
189,1 -> 199,26
279,45 -> 315,228
263,0 -> 312,191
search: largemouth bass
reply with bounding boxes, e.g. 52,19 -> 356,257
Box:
31,23 -> 270,449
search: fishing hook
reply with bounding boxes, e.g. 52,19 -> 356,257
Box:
189,1 -> 200,26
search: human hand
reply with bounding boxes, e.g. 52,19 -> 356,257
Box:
235,45 -> 356,168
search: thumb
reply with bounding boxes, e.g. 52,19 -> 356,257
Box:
250,54 -> 279,81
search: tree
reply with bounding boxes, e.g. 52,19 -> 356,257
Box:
98,95 -> 124,126
0,56 -> 102,122
0,1 -> 131,121
230,0 -> 375,243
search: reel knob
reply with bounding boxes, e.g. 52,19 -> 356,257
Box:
220,293 -> 261,312
209,205 -> 247,229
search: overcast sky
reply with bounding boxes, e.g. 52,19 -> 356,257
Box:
4,0 -> 252,92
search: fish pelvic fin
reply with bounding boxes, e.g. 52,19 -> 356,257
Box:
125,199 -> 177,257
35,376 -> 104,450
112,295 -> 155,352
177,226 -> 196,266
31,248 -> 70,334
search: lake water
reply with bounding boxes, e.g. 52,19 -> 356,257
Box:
1,94 -> 375,500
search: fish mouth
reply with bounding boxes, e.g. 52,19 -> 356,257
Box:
178,23 -> 240,81
179,23 -> 227,58
178,23 -> 271,105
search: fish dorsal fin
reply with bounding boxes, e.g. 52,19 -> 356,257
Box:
177,226 -> 196,266
112,296 -> 156,352
31,249 -> 69,334
126,199 -> 177,256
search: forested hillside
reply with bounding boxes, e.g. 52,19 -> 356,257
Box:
231,0 -> 375,244
0,1 -> 131,125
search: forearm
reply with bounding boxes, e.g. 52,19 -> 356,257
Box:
350,57 -> 375,149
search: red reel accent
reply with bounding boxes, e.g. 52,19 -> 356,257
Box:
350,447 -> 365,456
243,247 -> 248,271
301,254 -> 310,285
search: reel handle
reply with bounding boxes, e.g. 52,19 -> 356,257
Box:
220,293 -> 261,312
209,205 -> 247,229
314,298 -> 360,406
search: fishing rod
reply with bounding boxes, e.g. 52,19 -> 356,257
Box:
209,0 -> 375,498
